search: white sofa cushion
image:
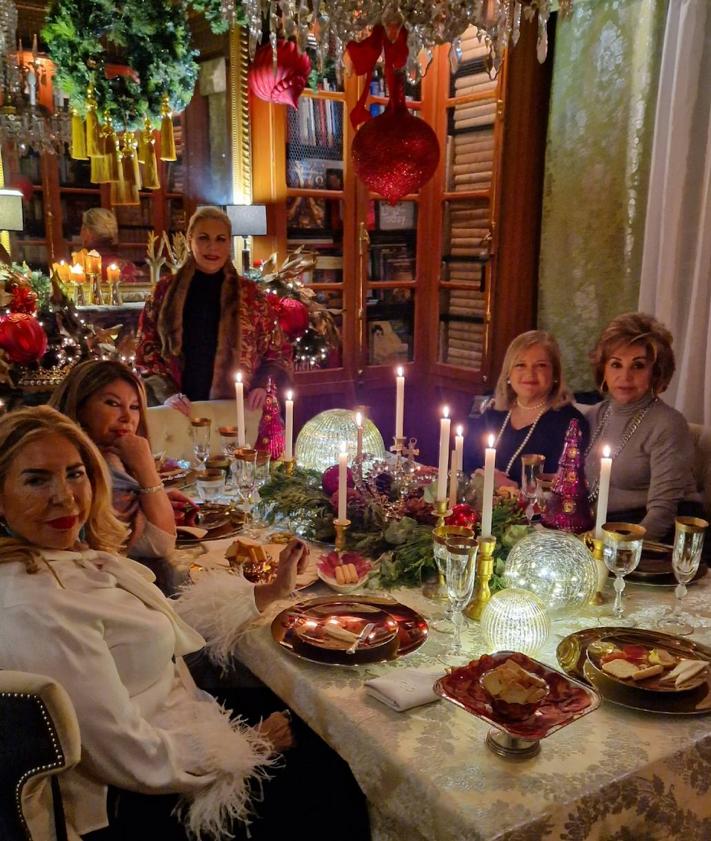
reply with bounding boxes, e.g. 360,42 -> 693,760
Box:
146,400 -> 262,461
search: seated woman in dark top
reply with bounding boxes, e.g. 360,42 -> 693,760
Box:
135,206 -> 293,414
468,330 -> 587,486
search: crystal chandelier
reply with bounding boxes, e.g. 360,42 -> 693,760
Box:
225,0 -> 570,78
0,0 -> 70,154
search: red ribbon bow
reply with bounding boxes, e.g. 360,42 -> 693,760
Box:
346,25 -> 409,129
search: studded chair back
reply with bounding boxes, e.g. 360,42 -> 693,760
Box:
0,671 -> 81,841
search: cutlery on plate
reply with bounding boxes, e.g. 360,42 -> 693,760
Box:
643,540 -> 673,553
346,622 -> 376,655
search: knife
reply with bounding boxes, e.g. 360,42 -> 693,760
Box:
346,622 -> 376,655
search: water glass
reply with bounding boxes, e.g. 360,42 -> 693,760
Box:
191,417 -> 212,470
444,534 -> 479,657
521,454 -> 545,524
431,525 -> 474,633
218,426 -> 239,459
195,469 -> 226,502
233,448 -> 258,533
602,522 -> 645,625
658,517 -> 708,635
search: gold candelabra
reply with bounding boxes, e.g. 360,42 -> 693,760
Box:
466,536 -> 497,621
333,518 -> 351,551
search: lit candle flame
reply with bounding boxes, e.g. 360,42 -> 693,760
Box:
396,366 -> 404,377
602,445 -> 611,458
355,411 -> 363,427
487,433 -> 495,448
286,389 -> 293,401
235,371 -> 242,384
443,405 -> 450,419
456,424 -> 463,436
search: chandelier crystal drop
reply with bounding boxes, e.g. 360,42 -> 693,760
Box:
238,0 -> 566,80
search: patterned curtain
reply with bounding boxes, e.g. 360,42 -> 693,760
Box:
538,0 -> 668,392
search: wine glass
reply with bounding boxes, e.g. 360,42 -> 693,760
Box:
657,517 -> 708,635
444,534 -> 479,657
601,522 -> 645,626
431,525 -> 474,634
520,454 -> 545,524
219,426 -> 239,493
190,417 -> 211,470
233,448 -> 258,535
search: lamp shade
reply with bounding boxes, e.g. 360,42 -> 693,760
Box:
0,190 -> 24,231
225,204 -> 267,237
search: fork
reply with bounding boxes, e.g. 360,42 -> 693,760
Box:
346,622 -> 376,655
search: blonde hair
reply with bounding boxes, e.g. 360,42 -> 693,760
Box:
81,208 -> 119,246
492,330 -> 572,410
0,407 -> 128,571
187,206 -> 232,241
590,312 -> 675,395
49,360 -> 150,441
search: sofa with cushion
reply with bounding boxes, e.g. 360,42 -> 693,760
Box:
146,400 -> 262,461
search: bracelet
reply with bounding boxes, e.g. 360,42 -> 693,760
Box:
138,483 -> 164,495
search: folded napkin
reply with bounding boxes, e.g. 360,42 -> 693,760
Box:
365,667 -> 446,712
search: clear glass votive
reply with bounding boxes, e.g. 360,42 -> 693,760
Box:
195,469 -> 226,502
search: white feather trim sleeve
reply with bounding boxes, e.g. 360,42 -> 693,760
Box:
173,571 -> 261,669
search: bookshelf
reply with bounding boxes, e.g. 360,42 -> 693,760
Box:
250,20 -> 551,459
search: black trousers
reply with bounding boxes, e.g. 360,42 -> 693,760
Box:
82,676 -> 370,841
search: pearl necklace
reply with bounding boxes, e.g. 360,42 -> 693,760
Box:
515,398 -> 548,411
495,402 -> 549,477
586,397 -> 658,501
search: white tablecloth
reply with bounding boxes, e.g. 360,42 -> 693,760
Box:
186,536 -> 711,841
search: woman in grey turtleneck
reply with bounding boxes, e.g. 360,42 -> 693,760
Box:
584,312 -> 702,541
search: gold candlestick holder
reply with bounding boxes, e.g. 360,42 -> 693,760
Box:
75,282 -> 86,307
90,272 -> 104,305
465,535 -> 497,621
110,280 -> 123,306
584,533 -> 607,605
333,518 -> 351,551
434,498 -> 451,530
281,457 -> 296,477
390,435 -> 406,457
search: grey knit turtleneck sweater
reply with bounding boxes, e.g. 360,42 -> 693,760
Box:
583,394 -> 700,540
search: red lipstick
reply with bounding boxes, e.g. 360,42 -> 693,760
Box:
47,516 -> 78,530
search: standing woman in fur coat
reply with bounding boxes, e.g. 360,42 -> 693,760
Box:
136,206 -> 293,414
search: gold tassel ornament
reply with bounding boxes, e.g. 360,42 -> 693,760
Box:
70,109 -> 88,160
139,122 -> 161,190
159,94 -> 177,161
85,85 -> 101,158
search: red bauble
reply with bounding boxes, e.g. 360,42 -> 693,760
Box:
248,40 -> 312,110
0,312 -> 48,364
276,297 -> 310,339
445,504 -> 478,529
352,104 -> 440,203
322,464 -> 354,496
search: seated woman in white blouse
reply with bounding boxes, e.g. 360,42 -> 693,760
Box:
0,406 -> 368,841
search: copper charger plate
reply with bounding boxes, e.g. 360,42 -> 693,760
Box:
557,627 -> 711,715
176,504 -> 246,546
272,594 -> 428,667
624,546 -> 707,586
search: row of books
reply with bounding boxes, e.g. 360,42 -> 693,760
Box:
441,287 -> 487,317
369,241 -> 416,282
438,321 -> 485,368
288,96 -> 343,152
442,260 -> 486,285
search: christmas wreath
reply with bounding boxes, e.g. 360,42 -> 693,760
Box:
42,0 -> 198,131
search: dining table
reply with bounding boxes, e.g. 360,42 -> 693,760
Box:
173,532 -> 711,841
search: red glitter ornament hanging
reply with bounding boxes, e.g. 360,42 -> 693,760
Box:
276,296 -> 310,339
347,25 -> 440,204
248,40 -> 312,110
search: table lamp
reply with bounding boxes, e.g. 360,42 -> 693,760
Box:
224,204 -> 267,272
0,189 -> 24,263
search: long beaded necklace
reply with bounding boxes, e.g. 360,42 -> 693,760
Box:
586,396 -> 658,501
494,400 -> 549,477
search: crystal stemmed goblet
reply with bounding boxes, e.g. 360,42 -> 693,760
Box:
657,517 -> 708,635
444,534 -> 479,657
521,454 -> 545,525
190,417 -> 212,471
601,522 -> 646,626
431,525 -> 474,634
233,448 -> 258,536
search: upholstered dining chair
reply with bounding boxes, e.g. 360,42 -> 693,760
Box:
0,671 -> 81,841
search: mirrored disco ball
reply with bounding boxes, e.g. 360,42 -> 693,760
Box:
481,588 -> 551,655
295,409 -> 386,472
502,530 -> 598,615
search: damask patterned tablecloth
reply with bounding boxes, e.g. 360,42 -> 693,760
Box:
192,536 -> 711,840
